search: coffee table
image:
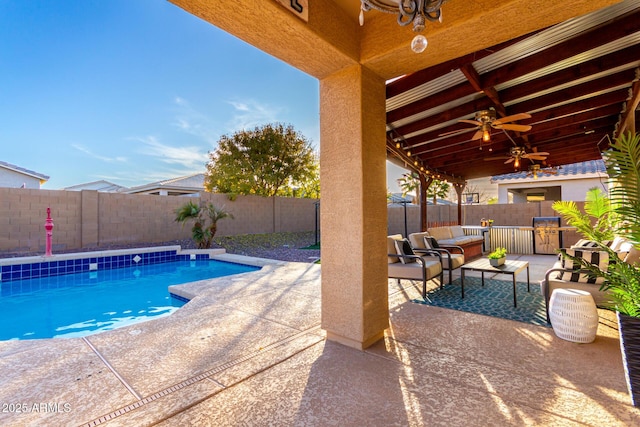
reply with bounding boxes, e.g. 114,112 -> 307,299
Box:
460,259 -> 530,307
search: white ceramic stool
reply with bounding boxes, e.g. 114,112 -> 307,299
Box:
549,288 -> 599,343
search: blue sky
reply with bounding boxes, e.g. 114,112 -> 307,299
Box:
0,1 -> 322,189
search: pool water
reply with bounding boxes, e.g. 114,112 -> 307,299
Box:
0,260 -> 258,340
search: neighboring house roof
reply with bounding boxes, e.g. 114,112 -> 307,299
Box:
64,180 -> 128,192
491,160 -> 606,182
388,193 -> 414,204
0,160 -> 49,182
125,173 -> 205,195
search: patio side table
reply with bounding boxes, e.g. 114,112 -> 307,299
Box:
549,288 -> 599,343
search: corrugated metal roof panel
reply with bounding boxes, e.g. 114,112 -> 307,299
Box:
474,0 -> 640,75
386,69 -> 467,111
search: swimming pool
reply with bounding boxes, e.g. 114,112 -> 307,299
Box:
0,253 -> 259,340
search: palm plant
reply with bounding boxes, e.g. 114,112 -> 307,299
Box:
397,172 -> 419,204
601,132 -> 640,317
554,132 -> 640,317
175,201 -> 233,249
551,187 -> 615,243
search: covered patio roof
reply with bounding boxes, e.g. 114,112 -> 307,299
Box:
384,0 -> 640,182
171,0 -> 637,350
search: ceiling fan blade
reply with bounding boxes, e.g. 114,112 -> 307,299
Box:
439,128 -> 476,137
484,156 -> 510,161
525,156 -> 548,161
459,119 -> 482,126
493,123 -> 532,132
471,130 -> 484,141
493,113 -> 532,125
530,151 -> 549,156
504,158 -> 514,164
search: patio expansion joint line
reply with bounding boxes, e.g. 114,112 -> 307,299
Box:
220,300 -> 321,333
82,337 -> 142,401
80,325 -> 323,427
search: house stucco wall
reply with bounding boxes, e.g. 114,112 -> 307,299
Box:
0,168 -> 42,189
497,176 -> 606,203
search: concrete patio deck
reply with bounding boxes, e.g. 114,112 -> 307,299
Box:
0,254 -> 638,426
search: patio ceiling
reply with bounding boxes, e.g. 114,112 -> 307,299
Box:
383,0 -> 640,182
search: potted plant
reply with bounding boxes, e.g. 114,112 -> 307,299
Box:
488,247 -> 507,266
553,132 -> 640,406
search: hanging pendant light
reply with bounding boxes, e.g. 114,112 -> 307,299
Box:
360,0 -> 448,53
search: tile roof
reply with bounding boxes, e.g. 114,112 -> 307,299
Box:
491,160 -> 606,181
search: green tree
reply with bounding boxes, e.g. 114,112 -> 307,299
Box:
428,179 -> 450,205
397,172 -> 451,204
205,123 -> 317,197
175,201 -> 233,249
276,153 -> 320,198
397,172 -> 419,203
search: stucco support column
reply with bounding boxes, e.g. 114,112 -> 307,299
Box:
320,64 -> 389,350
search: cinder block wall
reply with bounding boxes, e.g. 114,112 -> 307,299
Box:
0,187 -> 587,253
0,188 -> 83,252
387,200 -> 586,235
0,188 -> 319,253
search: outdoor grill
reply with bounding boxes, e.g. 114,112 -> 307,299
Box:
532,216 -> 562,254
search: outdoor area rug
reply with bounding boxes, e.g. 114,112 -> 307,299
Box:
416,277 -> 549,327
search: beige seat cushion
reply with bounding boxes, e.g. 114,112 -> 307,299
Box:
387,234 -> 403,264
624,245 -> 640,266
465,235 -> 484,243
388,258 -> 442,280
428,227 -> 453,240
541,277 -> 612,307
441,253 -> 464,269
409,232 -> 431,249
449,225 -> 465,238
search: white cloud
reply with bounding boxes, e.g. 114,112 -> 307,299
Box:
72,144 -> 127,163
131,135 -> 209,170
226,99 -> 282,132
171,97 -> 218,146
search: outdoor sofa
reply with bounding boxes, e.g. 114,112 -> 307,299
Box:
540,237 -> 640,321
427,225 -> 484,260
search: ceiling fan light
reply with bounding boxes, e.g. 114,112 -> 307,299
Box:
514,157 -> 520,168
482,129 -> 490,143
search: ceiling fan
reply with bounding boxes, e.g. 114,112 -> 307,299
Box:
440,107 -> 533,146
485,146 -> 550,169
527,164 -> 559,180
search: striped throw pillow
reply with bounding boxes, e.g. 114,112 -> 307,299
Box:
556,249 -> 608,284
571,239 -> 600,249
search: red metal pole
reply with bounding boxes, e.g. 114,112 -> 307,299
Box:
44,207 -> 54,257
